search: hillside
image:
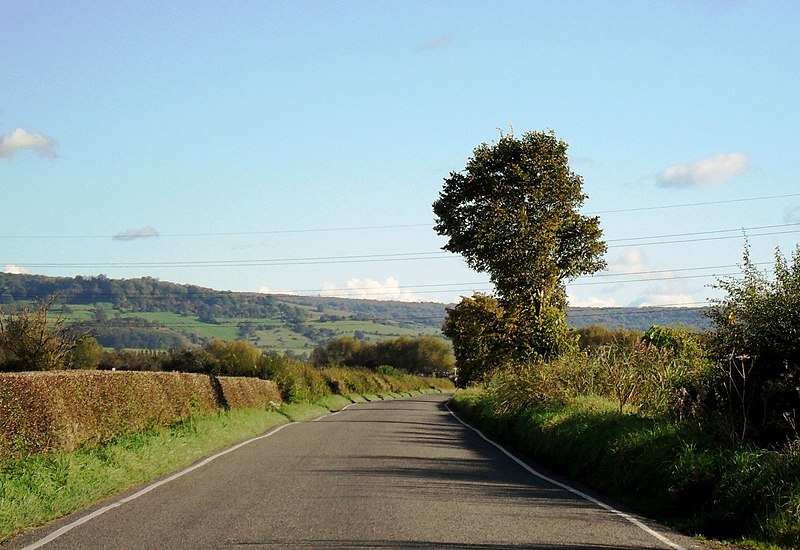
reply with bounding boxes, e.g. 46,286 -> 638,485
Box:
0,273 -> 709,356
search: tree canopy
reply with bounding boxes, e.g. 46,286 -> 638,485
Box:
433,130 -> 606,363
433,130 -> 606,317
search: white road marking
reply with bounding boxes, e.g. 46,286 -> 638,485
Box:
23,401 -> 363,549
445,401 -> 687,550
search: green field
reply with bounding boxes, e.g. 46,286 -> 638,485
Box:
50,301 -> 444,357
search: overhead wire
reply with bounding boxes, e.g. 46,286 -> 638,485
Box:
1,192 -> 798,241
2,191 -> 796,306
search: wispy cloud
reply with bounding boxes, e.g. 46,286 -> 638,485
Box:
629,284 -> 698,308
113,227 -> 159,241
418,35 -> 453,52
567,248 -> 700,308
3,264 -> 28,274
656,152 -> 748,188
322,277 -> 422,302
0,128 -> 58,159
784,206 -> 800,224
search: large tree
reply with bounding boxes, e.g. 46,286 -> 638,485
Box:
434,131 -> 606,359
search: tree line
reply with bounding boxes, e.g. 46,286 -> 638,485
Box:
0,298 -> 455,379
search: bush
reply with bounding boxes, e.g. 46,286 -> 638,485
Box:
0,299 -> 88,372
708,244 -> 800,444
310,335 -> 455,376
260,353 -> 330,402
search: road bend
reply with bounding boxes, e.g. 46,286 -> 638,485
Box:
10,393 -> 702,549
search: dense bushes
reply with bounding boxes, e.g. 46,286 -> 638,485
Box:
309,335 -> 454,376
446,246 -> 800,546
484,333 -> 712,419
0,359 -> 452,462
451,391 -> 800,546
707,244 -> 800,444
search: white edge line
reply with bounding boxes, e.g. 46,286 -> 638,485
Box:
23,403 -> 359,550
444,401 -> 687,550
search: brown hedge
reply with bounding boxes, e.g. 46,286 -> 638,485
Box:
0,371 -> 282,460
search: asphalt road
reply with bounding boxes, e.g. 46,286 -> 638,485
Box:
10,393 -> 703,549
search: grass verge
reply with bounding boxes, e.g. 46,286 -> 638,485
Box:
0,407 -> 288,543
1,389 -> 440,544
450,389 -> 800,549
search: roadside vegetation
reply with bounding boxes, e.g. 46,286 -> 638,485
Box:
435,131 -> 800,548
0,300 -> 452,543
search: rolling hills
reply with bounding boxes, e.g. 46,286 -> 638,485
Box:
0,273 -> 709,357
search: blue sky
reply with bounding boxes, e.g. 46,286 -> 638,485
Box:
2,1 -> 799,307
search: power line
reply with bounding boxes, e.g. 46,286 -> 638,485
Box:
606,222 -> 799,244
588,193 -> 800,215
5,220 -> 788,270
2,193 -> 798,240
8,251 -> 452,269
607,228 -> 800,249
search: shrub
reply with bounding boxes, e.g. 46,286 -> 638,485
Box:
708,243 -> 800,444
0,299 -> 88,372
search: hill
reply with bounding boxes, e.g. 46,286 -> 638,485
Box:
0,273 -> 709,356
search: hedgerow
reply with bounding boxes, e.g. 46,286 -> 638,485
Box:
0,371 -> 281,460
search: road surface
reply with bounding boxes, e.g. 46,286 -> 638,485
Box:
10,393 -> 702,549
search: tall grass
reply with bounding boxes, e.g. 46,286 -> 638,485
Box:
454,340 -> 799,547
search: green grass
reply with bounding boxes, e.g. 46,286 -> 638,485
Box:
276,402 -> 333,422
0,408 -> 289,543
0,387 -> 446,543
450,389 -> 800,549
324,319 -> 441,338
53,301 -> 445,357
313,394 -> 356,411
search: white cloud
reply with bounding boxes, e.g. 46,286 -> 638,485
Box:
569,248 -> 701,308
609,248 -> 650,274
567,293 -> 618,308
656,152 -> 748,188
3,264 -> 27,274
630,289 -> 698,308
113,227 -> 159,241
0,128 -> 58,159
322,277 -> 423,302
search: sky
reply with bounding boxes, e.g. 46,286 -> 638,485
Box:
2,1 -> 799,308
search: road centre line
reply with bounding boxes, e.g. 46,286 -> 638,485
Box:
444,401 -> 687,550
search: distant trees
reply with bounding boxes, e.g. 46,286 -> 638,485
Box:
0,273 -> 281,319
91,317 -> 192,350
310,335 -> 454,376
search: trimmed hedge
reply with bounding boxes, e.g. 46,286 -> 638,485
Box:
0,371 -> 281,460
